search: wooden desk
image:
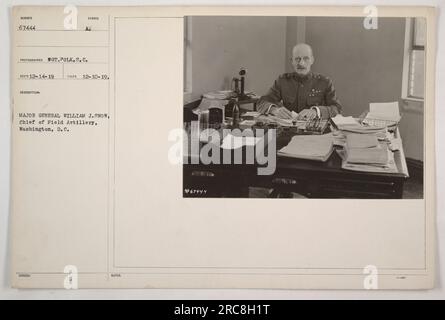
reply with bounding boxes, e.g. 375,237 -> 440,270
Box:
183,125 -> 409,199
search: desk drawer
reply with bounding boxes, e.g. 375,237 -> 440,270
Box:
318,178 -> 399,198
256,174 -> 403,199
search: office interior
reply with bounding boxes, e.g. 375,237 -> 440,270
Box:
183,16 -> 424,198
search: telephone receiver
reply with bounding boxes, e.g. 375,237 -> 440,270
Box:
231,68 -> 248,101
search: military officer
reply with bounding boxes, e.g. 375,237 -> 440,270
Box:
257,43 -> 342,120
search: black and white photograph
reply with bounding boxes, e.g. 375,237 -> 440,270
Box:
183,16 -> 425,199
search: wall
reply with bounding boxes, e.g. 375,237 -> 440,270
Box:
285,17 -> 306,72
189,16 -> 287,101
398,111 -> 424,161
304,17 -> 423,160
305,17 -> 405,116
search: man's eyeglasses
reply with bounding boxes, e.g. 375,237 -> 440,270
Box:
291,56 -> 311,63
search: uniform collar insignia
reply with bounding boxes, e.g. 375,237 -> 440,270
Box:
291,71 -> 313,82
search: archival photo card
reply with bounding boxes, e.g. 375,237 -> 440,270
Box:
9,6 -> 436,289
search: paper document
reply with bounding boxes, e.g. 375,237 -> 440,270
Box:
331,115 -> 359,127
338,149 -> 398,173
365,101 -> 401,123
346,146 -> 389,165
346,133 -> 379,149
331,114 -> 386,133
340,125 -> 387,134
220,133 -> 263,149
203,90 -> 235,100
278,134 -> 334,161
243,111 -> 261,118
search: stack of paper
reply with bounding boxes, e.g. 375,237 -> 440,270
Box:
331,114 -> 386,134
346,133 -> 379,149
339,133 -> 397,173
337,148 -> 398,173
203,90 -> 235,100
345,133 -> 388,166
278,134 -> 334,161
342,126 -> 387,134
362,102 -> 401,127
346,146 -> 388,165
242,111 -> 261,120
331,115 -> 360,128
257,111 -> 299,127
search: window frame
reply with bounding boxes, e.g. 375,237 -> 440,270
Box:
183,16 -> 193,102
401,17 -> 425,112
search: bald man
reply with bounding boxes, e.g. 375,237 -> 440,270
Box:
257,43 -> 342,120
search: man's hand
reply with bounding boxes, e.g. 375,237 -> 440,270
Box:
297,108 -> 317,121
270,106 -> 293,119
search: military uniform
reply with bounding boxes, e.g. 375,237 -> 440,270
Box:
257,72 -> 342,119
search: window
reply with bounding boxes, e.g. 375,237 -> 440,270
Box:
402,17 -> 426,102
183,17 -> 192,100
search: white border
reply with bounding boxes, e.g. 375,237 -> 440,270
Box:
1,0 -> 444,299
